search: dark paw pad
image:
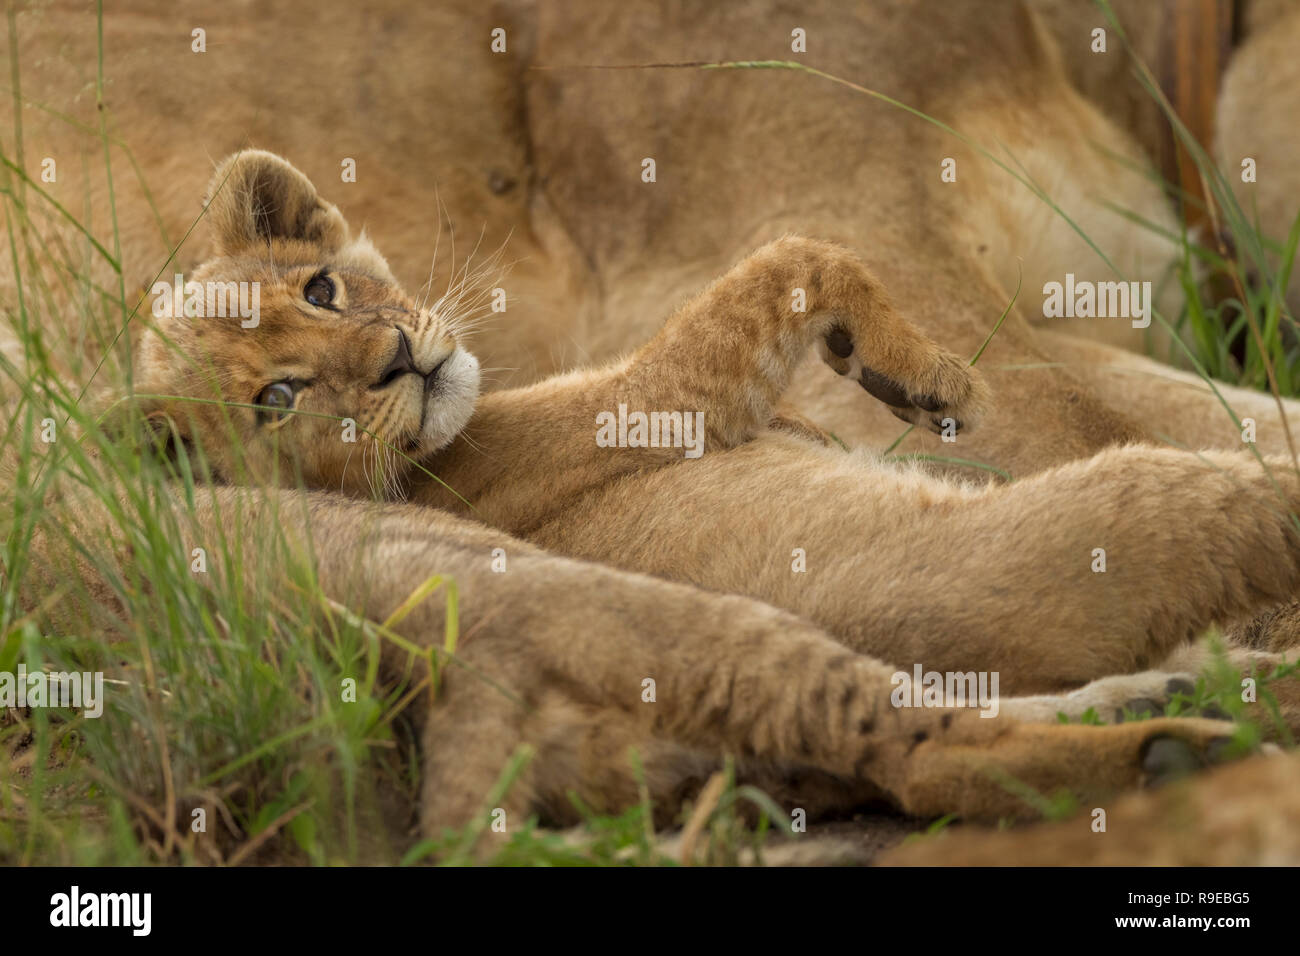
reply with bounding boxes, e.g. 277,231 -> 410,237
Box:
1205,736 -> 1241,765
1140,735 -> 1203,786
825,327 -> 854,359
860,367 -> 911,408
1114,697 -> 1162,722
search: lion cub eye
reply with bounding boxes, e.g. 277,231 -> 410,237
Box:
255,382 -> 296,423
304,274 -> 335,307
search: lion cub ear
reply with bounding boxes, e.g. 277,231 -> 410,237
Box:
204,150 -> 350,255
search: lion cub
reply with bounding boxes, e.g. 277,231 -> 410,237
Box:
135,150 -> 985,496
132,151 -> 482,495
135,152 -> 1300,721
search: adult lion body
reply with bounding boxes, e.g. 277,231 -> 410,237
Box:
6,0 -> 1300,860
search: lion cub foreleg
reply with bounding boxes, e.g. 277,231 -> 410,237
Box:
629,235 -> 990,446
418,236 -> 987,527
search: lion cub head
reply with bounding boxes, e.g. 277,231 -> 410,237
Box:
132,150 -> 479,495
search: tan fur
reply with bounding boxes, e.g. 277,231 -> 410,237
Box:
8,0 -> 1298,467
24,476 -> 1250,837
7,0 -> 1300,855
882,751 -> 1300,866
112,153 -> 1300,841
130,151 -> 482,496
135,153 -> 1300,699
1215,1 -> 1300,319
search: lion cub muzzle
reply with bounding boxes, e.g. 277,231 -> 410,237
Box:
374,326 -> 420,389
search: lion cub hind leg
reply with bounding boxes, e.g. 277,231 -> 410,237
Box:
417,604 -> 1244,836
639,236 -> 989,446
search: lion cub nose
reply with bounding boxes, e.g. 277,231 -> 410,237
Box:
374,327 -> 418,388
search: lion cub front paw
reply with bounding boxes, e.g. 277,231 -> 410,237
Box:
817,328 -> 990,436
